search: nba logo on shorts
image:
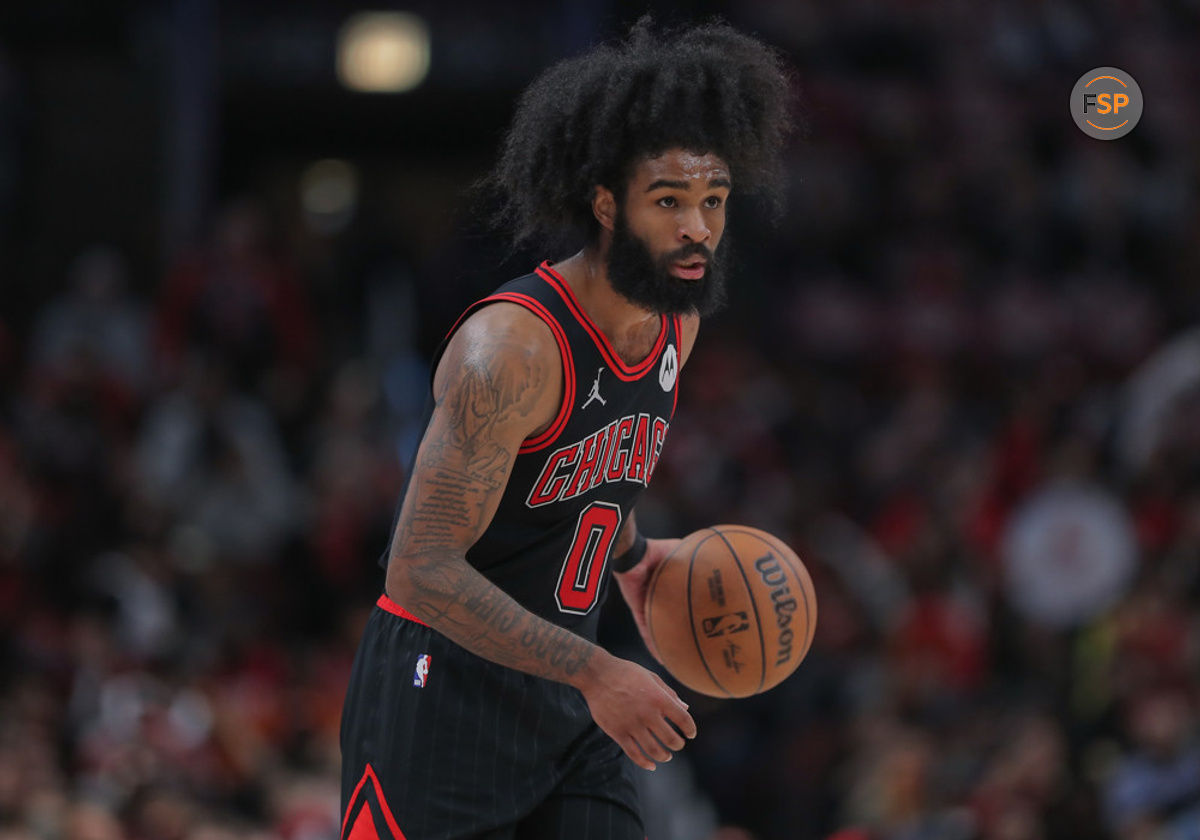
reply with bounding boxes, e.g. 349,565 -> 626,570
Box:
413,654 -> 431,688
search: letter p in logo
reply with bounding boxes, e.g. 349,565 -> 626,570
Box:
1071,67 -> 1142,139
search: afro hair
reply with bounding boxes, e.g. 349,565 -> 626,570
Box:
485,17 -> 793,251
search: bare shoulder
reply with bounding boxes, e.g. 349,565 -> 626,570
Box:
679,313 -> 701,366
433,301 -> 563,439
441,301 -> 560,367
390,302 -> 562,567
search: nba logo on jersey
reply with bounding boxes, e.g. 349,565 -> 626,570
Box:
413,654 -> 431,688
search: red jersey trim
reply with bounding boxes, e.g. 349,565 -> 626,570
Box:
671,314 -> 682,417
536,262 -> 668,382
438,291 -> 576,455
376,593 -> 429,628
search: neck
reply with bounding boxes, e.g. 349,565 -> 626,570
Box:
552,243 -> 658,338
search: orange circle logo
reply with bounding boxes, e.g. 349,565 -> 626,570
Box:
1071,67 -> 1143,139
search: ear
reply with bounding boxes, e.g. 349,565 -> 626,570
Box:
592,186 -> 617,233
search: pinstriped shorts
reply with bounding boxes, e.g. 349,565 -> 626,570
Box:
339,597 -> 643,840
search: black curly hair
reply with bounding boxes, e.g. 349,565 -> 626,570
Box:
485,17 -> 793,251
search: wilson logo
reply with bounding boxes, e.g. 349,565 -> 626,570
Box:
754,553 -> 798,666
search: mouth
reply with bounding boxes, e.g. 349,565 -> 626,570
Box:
669,259 -> 707,281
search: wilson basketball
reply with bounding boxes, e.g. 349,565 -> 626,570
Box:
645,525 -> 817,698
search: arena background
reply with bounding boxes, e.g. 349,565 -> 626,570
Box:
2,2 -> 1200,839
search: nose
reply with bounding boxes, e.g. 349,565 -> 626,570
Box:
677,207 -> 710,243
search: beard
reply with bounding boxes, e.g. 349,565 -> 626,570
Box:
605,209 -> 729,317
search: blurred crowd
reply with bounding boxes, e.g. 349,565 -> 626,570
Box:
3,2 -> 1200,840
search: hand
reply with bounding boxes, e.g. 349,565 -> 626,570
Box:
576,650 -> 697,770
613,537 -> 680,664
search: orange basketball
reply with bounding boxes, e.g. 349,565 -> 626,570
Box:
645,525 -> 817,698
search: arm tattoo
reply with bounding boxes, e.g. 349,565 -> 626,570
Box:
388,330 -> 597,682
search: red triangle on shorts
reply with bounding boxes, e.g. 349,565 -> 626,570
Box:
347,805 -> 380,840
341,764 -> 408,840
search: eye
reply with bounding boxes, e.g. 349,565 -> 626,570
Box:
657,196 -> 677,208
704,195 -> 724,209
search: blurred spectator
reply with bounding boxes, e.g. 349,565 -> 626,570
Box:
305,360 -> 402,596
1105,689 -> 1200,839
29,247 -> 150,397
64,801 -> 125,840
133,356 -> 296,564
155,200 -> 315,388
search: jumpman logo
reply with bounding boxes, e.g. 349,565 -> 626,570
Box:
582,367 -> 607,409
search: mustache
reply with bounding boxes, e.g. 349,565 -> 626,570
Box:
663,243 -> 713,263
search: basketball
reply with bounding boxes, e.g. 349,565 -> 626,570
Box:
645,525 -> 817,698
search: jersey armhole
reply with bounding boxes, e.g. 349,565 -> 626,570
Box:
436,293 -> 575,454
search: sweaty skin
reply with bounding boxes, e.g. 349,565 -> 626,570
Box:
385,148 -> 719,771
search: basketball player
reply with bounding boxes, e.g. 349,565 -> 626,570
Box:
340,19 -> 791,840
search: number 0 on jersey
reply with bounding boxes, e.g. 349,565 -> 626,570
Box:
555,502 -> 623,614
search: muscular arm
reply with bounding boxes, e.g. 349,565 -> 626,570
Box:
612,507 -> 677,664
385,304 -> 602,684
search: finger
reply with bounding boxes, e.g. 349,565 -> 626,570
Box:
663,702 -> 698,740
617,734 -> 656,771
634,728 -> 672,763
651,674 -> 689,711
651,716 -> 686,751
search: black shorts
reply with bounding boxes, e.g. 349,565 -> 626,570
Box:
339,595 -> 643,840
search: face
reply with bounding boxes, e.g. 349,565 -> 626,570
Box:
603,149 -> 731,317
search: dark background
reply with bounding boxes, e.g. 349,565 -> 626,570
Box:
1,2 -> 1199,839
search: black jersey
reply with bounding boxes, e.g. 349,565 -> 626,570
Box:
391,261 -> 682,642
